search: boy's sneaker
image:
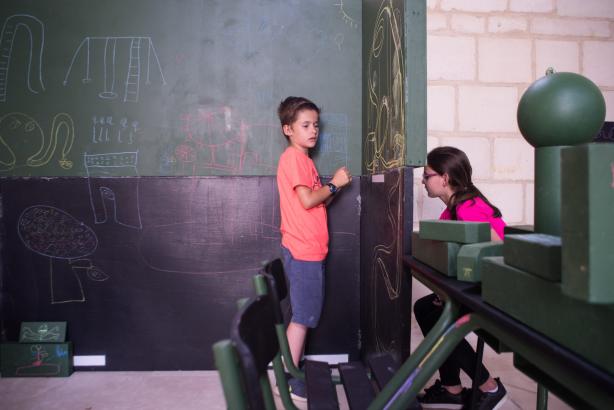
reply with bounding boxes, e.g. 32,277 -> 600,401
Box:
474,378 -> 507,410
287,377 -> 307,402
418,379 -> 465,409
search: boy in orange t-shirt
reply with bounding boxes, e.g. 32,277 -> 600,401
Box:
276,96 -> 351,400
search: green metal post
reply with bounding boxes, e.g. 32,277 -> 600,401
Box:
212,340 -> 248,410
537,384 -> 548,410
368,298 -> 461,409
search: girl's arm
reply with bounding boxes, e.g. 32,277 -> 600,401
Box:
295,185 -> 334,209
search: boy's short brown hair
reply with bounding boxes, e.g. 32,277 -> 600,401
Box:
278,96 -> 320,138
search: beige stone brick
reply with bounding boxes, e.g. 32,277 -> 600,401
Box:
441,136 -> 492,179
558,0 -> 614,19
427,86 -> 455,131
583,41 -> 614,87
509,0 -> 553,13
488,16 -> 528,33
604,91 -> 614,121
493,138 -> 534,181
441,0 -> 506,13
451,14 -> 486,33
479,38 -> 532,83
427,0 -> 439,10
525,183 -> 534,226
428,13 -> 448,31
428,35 -> 476,80
536,40 -> 579,75
479,183 -> 525,223
531,17 -> 610,37
459,86 -> 518,132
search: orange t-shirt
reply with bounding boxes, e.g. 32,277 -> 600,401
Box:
277,146 -> 328,261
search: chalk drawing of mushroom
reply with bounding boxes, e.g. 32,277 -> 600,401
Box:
17,205 -> 108,304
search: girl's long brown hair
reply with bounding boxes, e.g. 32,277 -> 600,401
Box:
427,146 -> 502,220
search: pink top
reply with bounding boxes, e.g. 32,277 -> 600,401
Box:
439,196 -> 506,240
277,146 -> 328,261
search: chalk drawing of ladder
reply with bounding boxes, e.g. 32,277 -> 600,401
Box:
63,36 -> 166,103
0,14 -> 46,102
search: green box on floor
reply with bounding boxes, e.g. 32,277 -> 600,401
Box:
503,234 -> 561,282
412,231 -> 460,276
419,220 -> 490,244
1,342 -> 73,377
561,143 -> 614,304
19,322 -> 67,343
456,241 -> 503,282
482,257 -> 614,374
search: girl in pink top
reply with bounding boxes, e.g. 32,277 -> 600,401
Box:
416,146 -> 508,409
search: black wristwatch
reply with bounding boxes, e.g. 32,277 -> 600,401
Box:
327,182 -> 338,195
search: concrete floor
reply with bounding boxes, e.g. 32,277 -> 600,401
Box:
0,281 -> 574,410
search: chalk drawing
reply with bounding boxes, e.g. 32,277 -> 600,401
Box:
364,0 -> 405,174
20,323 -> 61,342
0,112 -> 74,171
0,14 -> 45,102
17,205 -> 105,304
15,345 -> 61,376
63,36 -> 166,103
85,151 -> 142,229
91,115 -> 139,144
334,0 -> 359,29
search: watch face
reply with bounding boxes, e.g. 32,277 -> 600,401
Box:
328,183 -> 337,193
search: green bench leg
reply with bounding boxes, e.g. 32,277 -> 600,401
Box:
368,298 -> 463,409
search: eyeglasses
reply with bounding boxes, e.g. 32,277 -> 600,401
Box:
422,173 -> 438,182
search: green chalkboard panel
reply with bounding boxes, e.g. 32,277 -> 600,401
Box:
0,0 -> 361,177
20,321 -> 67,343
362,0 -> 426,174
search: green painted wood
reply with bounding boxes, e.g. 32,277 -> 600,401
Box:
535,146 -> 564,236
404,0 -> 427,167
456,241 -> 503,282
503,225 -> 534,235
411,231 -> 460,277
503,234 -> 562,282
419,220 -> 490,244
482,257 -> 614,374
561,143 -> 614,304
212,340 -> 249,410
1,342 -> 73,377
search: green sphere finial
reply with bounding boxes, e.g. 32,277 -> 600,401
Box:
517,71 -> 606,147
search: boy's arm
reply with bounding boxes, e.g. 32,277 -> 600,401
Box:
295,166 -> 352,209
295,185 -> 333,209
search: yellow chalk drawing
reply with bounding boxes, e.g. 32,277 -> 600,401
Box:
364,0 -> 405,174
0,112 -> 74,171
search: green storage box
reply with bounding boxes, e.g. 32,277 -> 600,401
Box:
503,234 -> 561,281
561,143 -> 614,303
412,231 -> 460,276
482,257 -> 614,374
419,220 -> 491,244
457,241 -> 503,282
1,342 -> 73,377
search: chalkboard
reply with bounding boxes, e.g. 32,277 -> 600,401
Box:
0,0 -> 361,177
0,176 -> 361,369
360,167 -> 413,361
362,0 -> 426,175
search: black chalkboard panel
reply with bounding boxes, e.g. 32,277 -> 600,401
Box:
0,0 -> 361,177
0,176 -> 361,369
360,167 -> 412,362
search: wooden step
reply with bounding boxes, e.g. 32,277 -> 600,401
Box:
305,360 -> 338,410
366,352 -> 399,390
338,362 -> 376,410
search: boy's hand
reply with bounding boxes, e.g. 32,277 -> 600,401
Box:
331,166 -> 351,189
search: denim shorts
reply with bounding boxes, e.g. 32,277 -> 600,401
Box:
281,246 -> 325,328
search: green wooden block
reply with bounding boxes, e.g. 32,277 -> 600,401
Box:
1,342 -> 73,377
561,143 -> 614,303
419,220 -> 491,244
482,257 -> 614,374
412,231 -> 460,277
503,234 -> 561,282
456,242 -> 503,282
19,322 -> 67,343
